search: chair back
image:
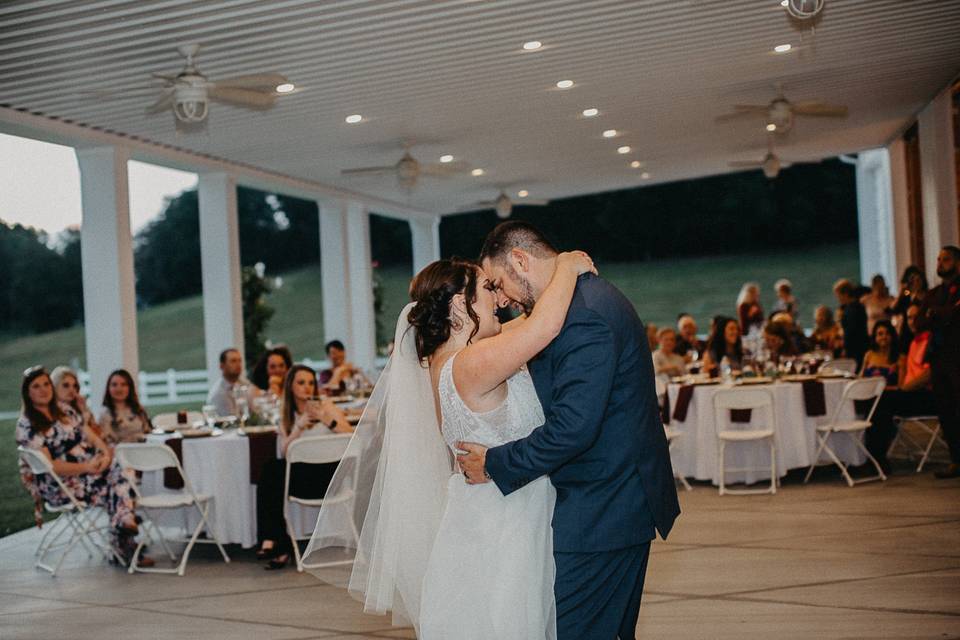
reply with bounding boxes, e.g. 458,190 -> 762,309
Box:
829,376 -> 885,423
822,358 -> 857,375
115,442 -> 181,472
18,446 -> 52,475
712,387 -> 776,435
287,433 -> 352,465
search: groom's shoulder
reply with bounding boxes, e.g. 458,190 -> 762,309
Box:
574,274 -> 636,318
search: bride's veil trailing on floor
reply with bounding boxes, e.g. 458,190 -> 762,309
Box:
303,302 -> 453,632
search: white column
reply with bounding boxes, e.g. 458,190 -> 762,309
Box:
886,138 -> 913,278
319,200 -> 352,350
76,146 -> 139,399
918,89 -> 959,282
198,172 -> 244,385
345,202 -> 377,371
410,216 -> 442,274
854,148 -> 898,286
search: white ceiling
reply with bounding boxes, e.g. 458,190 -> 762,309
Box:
2,0 -> 959,216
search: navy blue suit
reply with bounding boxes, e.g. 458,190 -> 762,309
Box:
485,274 -> 680,639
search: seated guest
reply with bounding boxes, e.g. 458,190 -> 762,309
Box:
860,320 -> 902,388
320,340 -> 372,392
256,364 -> 353,569
770,312 -> 813,354
772,279 -> 799,323
861,274 -> 895,333
736,282 -> 764,335
97,369 -> 152,444
763,320 -> 799,364
675,313 -> 706,360
207,348 -> 261,417
16,366 -> 151,565
250,345 -> 293,397
702,316 -> 744,375
51,365 -> 101,436
811,305 -> 840,351
834,278 -> 869,368
890,265 -> 929,349
653,328 -> 686,378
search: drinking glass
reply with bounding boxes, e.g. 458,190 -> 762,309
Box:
202,404 -> 217,428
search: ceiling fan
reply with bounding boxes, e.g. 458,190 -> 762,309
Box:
461,190 -> 549,219
341,143 -> 469,189
716,86 -> 847,133
728,136 -> 811,179
142,44 -> 291,129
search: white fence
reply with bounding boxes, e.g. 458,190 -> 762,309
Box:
0,357 -> 387,420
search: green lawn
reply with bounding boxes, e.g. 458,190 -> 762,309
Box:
0,243 -> 858,536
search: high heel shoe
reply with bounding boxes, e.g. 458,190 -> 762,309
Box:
256,544 -> 277,561
265,553 -> 290,570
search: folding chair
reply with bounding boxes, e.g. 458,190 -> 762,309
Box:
115,442 -> 230,576
821,358 -> 858,375
888,415 -> 947,472
658,377 -> 692,491
713,388 -> 777,496
284,433 -> 358,572
804,377 -> 887,487
17,447 -> 121,576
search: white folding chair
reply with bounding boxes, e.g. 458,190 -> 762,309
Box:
284,433 -> 358,572
888,415 -> 947,472
804,377 -> 887,487
658,378 -> 692,491
821,358 -> 858,375
151,411 -> 203,431
713,388 -> 777,496
17,447 -> 121,576
115,442 -> 230,576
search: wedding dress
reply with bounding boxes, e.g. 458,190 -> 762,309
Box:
420,352 -> 557,640
303,305 -> 556,639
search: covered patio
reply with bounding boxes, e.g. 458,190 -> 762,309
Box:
2,1 -> 960,638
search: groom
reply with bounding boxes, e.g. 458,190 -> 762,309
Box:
458,221 -> 681,640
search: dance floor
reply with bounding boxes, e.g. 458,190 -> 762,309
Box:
1,467 -> 958,639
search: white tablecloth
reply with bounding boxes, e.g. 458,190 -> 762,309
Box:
666,379 -> 867,485
141,430 -> 321,548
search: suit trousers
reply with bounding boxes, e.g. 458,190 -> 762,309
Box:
931,364 -> 960,464
555,543 -> 651,640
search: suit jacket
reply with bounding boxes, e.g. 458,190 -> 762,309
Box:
840,300 -> 869,366
485,274 -> 680,552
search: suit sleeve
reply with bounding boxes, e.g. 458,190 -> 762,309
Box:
485,312 -> 617,496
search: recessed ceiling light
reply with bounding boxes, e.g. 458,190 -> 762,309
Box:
517,190 -> 529,198
640,172 -> 651,179
522,41 -> 542,51
556,80 -> 574,89
766,123 -> 777,132
471,168 -> 485,176
582,108 -> 599,117
275,83 -> 296,93
345,114 -> 363,124
617,145 -> 631,154
774,43 -> 792,53
602,129 -> 618,138
630,160 -> 642,169
440,154 -> 454,163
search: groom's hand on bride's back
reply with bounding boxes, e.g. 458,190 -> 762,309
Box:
456,442 -> 490,484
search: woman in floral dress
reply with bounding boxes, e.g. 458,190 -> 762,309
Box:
16,366 -> 149,563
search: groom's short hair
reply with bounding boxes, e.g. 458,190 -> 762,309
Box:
479,221 -> 558,265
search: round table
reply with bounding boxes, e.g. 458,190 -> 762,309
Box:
666,378 -> 867,485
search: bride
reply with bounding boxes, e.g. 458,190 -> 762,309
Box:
304,251 -> 595,639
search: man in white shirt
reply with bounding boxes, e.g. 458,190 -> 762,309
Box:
206,348 -> 260,417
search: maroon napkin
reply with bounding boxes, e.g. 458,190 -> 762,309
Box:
672,385 -> 695,422
802,380 -> 827,417
730,409 -> 752,423
248,431 -> 278,484
163,437 -> 184,489
660,389 -> 672,425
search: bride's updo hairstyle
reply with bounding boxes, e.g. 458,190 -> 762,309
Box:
408,258 -> 482,360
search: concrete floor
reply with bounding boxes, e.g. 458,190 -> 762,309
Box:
2,466 -> 959,640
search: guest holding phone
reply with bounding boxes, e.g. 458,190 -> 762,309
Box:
255,364 -> 353,569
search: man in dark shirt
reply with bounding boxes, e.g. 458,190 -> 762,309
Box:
918,246 -> 960,479
833,278 -> 869,368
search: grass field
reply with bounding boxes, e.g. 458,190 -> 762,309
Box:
0,242 -> 858,536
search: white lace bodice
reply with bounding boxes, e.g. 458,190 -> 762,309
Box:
438,352 -> 545,452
